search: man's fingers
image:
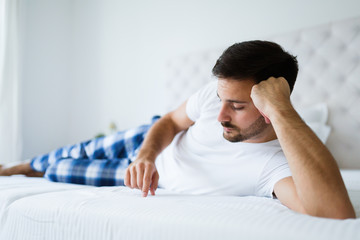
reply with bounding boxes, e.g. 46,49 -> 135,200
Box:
136,163 -> 145,189
130,166 -> 137,189
124,168 -> 130,187
150,172 -> 159,196
142,166 -> 152,197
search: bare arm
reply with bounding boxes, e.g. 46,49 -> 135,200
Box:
251,77 -> 355,219
124,101 -> 194,197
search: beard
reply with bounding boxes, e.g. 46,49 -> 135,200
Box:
221,116 -> 269,142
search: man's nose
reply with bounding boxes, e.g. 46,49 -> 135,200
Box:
217,104 -> 231,123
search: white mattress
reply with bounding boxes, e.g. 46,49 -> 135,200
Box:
0,171 -> 359,240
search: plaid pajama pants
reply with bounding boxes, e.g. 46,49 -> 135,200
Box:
30,116 -> 160,186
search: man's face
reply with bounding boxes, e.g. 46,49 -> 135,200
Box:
217,78 -> 270,143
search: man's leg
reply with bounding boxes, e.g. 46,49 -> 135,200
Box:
44,158 -> 130,186
0,116 -> 160,184
0,121 -> 145,178
0,139 -> 97,177
42,117 -> 161,186
0,163 -> 44,177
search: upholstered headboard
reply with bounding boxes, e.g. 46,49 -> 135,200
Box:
165,16 -> 360,168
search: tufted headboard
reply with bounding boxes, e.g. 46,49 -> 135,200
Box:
165,16 -> 360,169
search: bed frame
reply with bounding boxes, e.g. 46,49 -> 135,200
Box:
1,16 -> 360,240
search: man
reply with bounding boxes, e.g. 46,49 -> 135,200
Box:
0,40 -> 355,219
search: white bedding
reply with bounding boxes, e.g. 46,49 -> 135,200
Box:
0,171 -> 359,240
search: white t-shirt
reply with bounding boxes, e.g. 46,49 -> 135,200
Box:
155,81 -> 291,198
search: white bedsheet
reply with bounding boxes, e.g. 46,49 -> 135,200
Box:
0,171 -> 359,240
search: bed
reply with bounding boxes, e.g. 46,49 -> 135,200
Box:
1,16 -> 360,239
0,171 -> 359,240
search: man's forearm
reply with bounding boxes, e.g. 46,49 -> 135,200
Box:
271,107 -> 355,218
136,114 -> 180,162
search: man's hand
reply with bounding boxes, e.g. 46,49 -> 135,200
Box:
250,77 -> 292,123
124,158 -> 159,197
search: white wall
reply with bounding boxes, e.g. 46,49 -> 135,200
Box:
19,0 -> 360,160
20,0 -> 103,159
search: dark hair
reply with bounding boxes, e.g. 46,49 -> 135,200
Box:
212,40 -> 298,92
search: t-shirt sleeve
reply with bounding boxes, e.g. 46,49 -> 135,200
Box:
255,151 -> 292,198
186,81 -> 217,122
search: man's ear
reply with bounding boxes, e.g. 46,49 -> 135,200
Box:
259,110 -> 271,124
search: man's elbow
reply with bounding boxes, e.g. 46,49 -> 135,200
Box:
324,206 -> 356,220
305,204 -> 356,219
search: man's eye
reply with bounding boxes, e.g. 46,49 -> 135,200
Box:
232,106 -> 244,111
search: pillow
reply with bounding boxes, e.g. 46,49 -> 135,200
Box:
296,103 -> 331,144
296,102 -> 328,124
305,122 -> 331,144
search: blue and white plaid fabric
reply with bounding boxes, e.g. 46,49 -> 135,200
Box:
30,116 -> 160,186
